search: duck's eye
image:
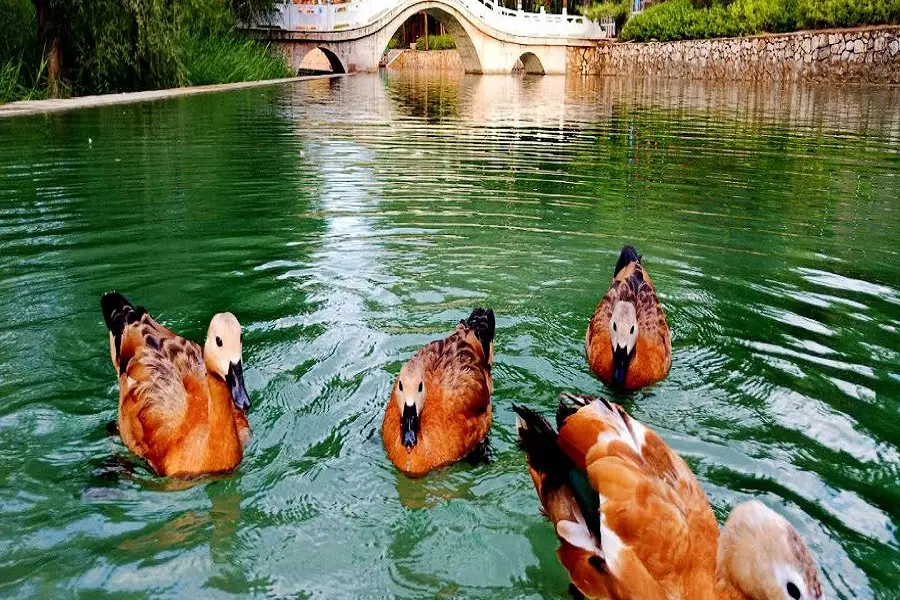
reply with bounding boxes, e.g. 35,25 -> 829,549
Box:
786,582 -> 801,600
630,325 -> 634,334
398,380 -> 403,392
613,323 -> 617,332
216,336 -> 223,347
418,381 -> 423,393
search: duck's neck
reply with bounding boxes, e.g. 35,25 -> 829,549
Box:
207,375 -> 242,455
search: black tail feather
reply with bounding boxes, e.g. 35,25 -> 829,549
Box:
513,405 -> 569,490
613,245 -> 642,278
100,292 -> 146,362
463,307 -> 495,360
516,402 -> 603,542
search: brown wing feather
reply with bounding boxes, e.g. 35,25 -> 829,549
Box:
116,313 -> 207,471
428,328 -> 492,417
558,400 -> 718,599
586,261 -> 671,389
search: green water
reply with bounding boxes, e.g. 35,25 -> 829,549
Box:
0,73 -> 898,599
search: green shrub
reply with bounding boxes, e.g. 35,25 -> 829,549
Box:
415,34 -> 457,50
620,0 -> 900,41
796,0 -> 900,29
387,37 -> 402,50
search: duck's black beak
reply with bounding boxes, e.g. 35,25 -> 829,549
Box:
401,403 -> 419,449
612,345 -> 632,388
226,360 -> 251,412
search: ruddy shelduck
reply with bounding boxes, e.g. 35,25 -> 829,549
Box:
383,308 -> 495,477
101,292 -> 251,477
514,394 -> 823,600
586,245 -> 671,389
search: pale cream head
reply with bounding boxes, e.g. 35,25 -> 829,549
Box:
203,312 -> 243,377
395,358 -> 426,415
718,500 -> 823,600
609,301 -> 638,353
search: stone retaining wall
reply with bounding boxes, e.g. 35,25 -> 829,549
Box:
387,49 -> 463,72
568,26 -> 900,84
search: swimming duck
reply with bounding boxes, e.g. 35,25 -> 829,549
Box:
514,394 -> 823,600
585,245 -> 671,390
383,308 -> 495,477
100,292 -> 251,477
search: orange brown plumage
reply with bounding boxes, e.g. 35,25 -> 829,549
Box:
383,308 -> 495,477
514,395 -> 823,600
101,292 -> 251,477
586,245 -> 671,390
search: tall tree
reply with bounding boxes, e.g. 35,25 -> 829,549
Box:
32,0 -> 60,97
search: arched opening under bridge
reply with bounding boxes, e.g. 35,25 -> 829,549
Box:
298,46 -> 346,75
512,52 -> 545,75
383,6 -> 483,73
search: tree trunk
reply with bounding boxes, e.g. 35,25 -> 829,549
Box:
33,0 -> 61,98
423,12 -> 428,50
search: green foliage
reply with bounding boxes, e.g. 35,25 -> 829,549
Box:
181,32 -> 289,86
415,34 -> 457,51
795,0 -> 900,29
0,0 -> 37,64
387,37 -> 402,50
0,57 -> 49,103
621,0 -> 900,41
226,0 -> 279,25
580,1 -> 632,30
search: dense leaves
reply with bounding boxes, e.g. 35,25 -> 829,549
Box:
619,0 -> 900,41
415,34 -> 457,50
580,1 -> 632,30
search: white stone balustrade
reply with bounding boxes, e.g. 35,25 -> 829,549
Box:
255,0 -> 606,40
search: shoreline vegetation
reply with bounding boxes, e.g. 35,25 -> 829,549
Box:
0,0 -> 289,104
582,0 -> 900,42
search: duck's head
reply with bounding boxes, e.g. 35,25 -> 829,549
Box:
204,313 -> 250,412
609,301 -> 638,387
718,500 -> 823,600
394,358 -> 426,450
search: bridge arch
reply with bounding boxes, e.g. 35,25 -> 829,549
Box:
380,2 -> 484,73
299,46 -> 347,74
514,52 -> 545,75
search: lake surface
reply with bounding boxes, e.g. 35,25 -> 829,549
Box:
0,73 -> 898,599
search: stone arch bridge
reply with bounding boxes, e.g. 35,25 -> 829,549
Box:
249,0 -> 610,75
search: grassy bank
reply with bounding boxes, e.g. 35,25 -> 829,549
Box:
0,0 -> 289,104
583,0 -> 900,42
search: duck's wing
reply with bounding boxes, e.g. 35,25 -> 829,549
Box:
101,293 -> 205,461
517,395 -> 718,599
427,327 -> 492,417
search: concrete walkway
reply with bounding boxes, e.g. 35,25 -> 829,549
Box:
0,74 -> 341,118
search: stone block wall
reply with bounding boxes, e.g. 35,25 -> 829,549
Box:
568,26 -> 900,84
387,50 -> 464,72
